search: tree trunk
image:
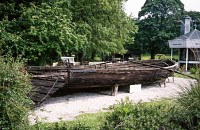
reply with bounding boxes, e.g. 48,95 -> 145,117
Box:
91,51 -> 96,61
150,48 -> 156,59
77,52 -> 84,64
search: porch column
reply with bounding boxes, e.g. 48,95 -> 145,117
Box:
178,49 -> 180,68
185,48 -> 189,71
170,48 -> 173,60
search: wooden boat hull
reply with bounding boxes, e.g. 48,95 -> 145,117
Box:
65,60 -> 176,87
28,60 -> 177,102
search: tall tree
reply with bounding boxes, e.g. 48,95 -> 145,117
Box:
135,0 -> 184,59
71,0 -> 137,62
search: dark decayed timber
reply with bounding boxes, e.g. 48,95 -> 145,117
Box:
28,60 -> 177,103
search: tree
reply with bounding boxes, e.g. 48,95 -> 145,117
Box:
71,0 -> 137,62
184,11 -> 200,30
135,0 -> 184,59
0,0 -> 137,65
0,0 -> 79,65
0,0 -> 46,21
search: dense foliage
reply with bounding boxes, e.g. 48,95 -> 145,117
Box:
135,0 -> 184,59
71,0 -> 137,62
0,0 -> 137,65
0,55 -> 33,129
101,98 -> 183,129
175,78 -> 200,129
1,1 -> 75,65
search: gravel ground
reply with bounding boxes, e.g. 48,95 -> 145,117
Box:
29,77 -> 196,124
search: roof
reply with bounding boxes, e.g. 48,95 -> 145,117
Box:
168,29 -> 200,48
174,29 -> 200,40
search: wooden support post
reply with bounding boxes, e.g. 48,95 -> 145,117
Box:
178,49 -> 180,68
111,84 -> 119,96
186,48 -> 189,72
158,81 -> 166,87
166,72 -> 175,83
172,73 -> 175,83
171,48 -> 173,60
166,77 -> 170,83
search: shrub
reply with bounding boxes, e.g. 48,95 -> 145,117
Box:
155,54 -> 167,60
175,80 -> 200,129
190,67 -> 196,74
0,55 -> 33,129
101,97 -> 183,130
32,112 -> 106,130
33,122 -> 91,130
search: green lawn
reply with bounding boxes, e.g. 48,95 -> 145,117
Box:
31,112 -> 107,130
141,53 -> 178,61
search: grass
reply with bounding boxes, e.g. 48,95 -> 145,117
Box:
141,53 -> 178,61
72,112 -> 106,130
174,73 -> 196,79
31,112 -> 107,130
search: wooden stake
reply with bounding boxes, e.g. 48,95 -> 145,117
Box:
111,84 -> 119,96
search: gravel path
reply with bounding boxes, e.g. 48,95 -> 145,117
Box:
29,77 -> 196,124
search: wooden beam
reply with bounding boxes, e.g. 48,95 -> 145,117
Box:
111,84 -> 119,96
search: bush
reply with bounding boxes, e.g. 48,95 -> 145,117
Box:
175,80 -> 200,129
190,67 -> 196,74
155,54 -> 167,60
0,55 -> 33,129
31,112 -> 106,130
33,122 -> 91,130
101,97 -> 182,130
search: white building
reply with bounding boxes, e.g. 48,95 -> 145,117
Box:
169,16 -> 200,71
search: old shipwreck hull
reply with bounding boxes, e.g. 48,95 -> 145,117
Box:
28,60 -> 177,102
28,67 -> 67,102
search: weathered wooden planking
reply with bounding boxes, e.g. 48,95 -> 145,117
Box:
29,93 -> 51,102
31,85 -> 61,93
63,84 -> 113,89
65,67 -> 174,87
31,79 -> 65,87
27,66 -> 68,71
